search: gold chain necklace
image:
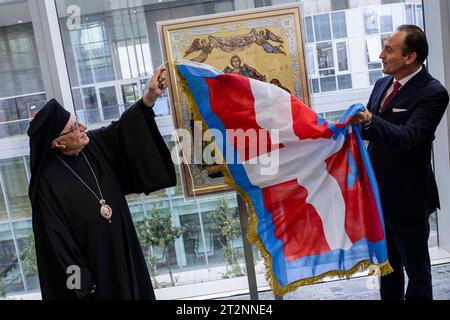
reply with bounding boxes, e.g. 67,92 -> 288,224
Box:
55,151 -> 112,223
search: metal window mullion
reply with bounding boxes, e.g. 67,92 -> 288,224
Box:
0,91 -> 46,102
22,156 -> 30,183
103,12 -> 120,83
68,33 -> 85,110
141,193 -> 146,218
167,189 -> 185,268
329,12 -> 334,41
94,86 -> 105,122
312,42 -> 318,77
194,199 -> 209,266
311,15 -> 318,43
137,10 -> 152,76
86,25 -> 96,84
127,6 -> 142,78
114,6 -> 132,81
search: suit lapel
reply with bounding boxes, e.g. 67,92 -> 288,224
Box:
379,67 -> 431,115
372,77 -> 393,115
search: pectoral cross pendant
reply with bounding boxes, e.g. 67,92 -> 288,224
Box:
100,199 -> 112,223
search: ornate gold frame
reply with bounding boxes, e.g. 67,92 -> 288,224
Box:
158,4 -> 310,197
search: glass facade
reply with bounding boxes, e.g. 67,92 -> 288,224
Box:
0,0 -> 43,297
0,155 -> 34,295
1,0 -> 444,300
0,17 -> 45,138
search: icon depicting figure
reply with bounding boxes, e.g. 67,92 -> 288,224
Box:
223,55 -> 266,82
253,28 -> 286,55
184,38 -> 214,63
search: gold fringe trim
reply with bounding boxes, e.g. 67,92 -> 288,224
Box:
176,65 -> 393,297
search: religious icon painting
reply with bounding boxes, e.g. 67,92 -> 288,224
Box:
158,4 -> 310,197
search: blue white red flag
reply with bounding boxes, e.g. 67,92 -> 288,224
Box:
176,60 -> 392,295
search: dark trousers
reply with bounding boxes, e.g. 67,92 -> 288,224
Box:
380,217 -> 432,300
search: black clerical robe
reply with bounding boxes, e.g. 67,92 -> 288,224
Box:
32,99 -> 176,300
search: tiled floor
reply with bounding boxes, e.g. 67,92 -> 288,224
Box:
220,262 -> 450,300
6,262 -> 450,300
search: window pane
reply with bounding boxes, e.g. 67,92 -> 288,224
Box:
405,5 -> 414,25
71,22 -> 116,84
379,6 -> 393,34
331,12 -> 347,39
179,213 -> 202,268
380,15 -> 393,33
126,193 -> 143,206
153,97 -> 171,117
0,94 -> 45,138
72,88 -> 83,112
336,42 -> 348,71
81,87 -> 100,124
369,70 -> 383,85
0,23 -> 44,98
337,74 -> 352,90
14,221 -> 39,291
319,69 -> 335,77
310,78 -> 320,93
317,42 -> 334,70
314,14 -> 332,42
140,202 -> 178,283
366,35 -> 382,63
0,182 -> 7,223
364,8 -> 379,34
98,86 -> 119,120
0,158 -> 31,220
381,33 -> 390,49
320,76 -> 337,92
0,1 -> 46,140
306,45 -> 316,76
304,16 -> 315,43
201,196 -> 245,275
415,5 -> 424,29
18,94 -> 46,123
0,229 -> 25,295
121,83 -> 139,109
369,62 -> 382,70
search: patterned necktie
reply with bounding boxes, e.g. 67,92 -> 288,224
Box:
380,81 -> 401,113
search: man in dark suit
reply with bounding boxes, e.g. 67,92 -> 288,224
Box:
353,25 -> 449,300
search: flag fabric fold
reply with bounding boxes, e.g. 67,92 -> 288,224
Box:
176,60 -> 392,296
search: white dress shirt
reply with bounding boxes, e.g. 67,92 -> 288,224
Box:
379,66 -> 423,110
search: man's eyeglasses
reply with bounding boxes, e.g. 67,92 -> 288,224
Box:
59,117 -> 80,137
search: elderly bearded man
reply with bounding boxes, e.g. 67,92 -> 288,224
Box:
27,68 -> 176,300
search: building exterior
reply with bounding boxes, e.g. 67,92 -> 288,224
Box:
0,0 -> 449,299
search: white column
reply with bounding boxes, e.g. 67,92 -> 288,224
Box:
424,0 -> 450,254
28,0 -> 75,113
